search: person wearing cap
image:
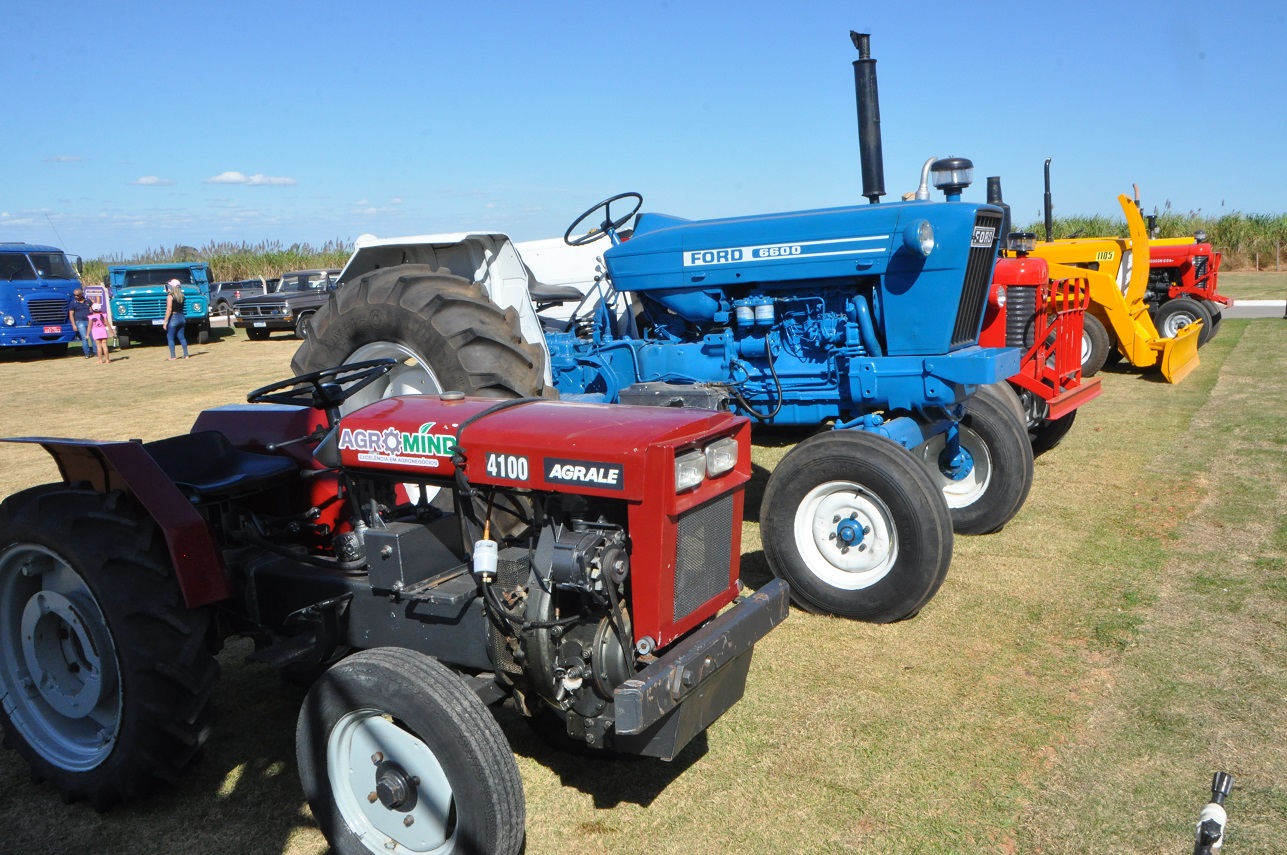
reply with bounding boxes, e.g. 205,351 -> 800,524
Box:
163,278 -> 189,360
67,288 -> 94,358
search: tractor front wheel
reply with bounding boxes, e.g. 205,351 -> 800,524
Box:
0,486 -> 218,809
1081,314 -> 1111,376
913,384 -> 1034,535
1155,297 -> 1213,347
761,431 -> 952,622
1029,409 -> 1078,457
297,648 -> 525,855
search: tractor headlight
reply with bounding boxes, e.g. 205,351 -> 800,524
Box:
903,220 -> 935,257
994,285 -> 1007,308
704,437 -> 738,477
675,450 -> 706,492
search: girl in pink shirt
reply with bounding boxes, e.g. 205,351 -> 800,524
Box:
88,302 -> 113,364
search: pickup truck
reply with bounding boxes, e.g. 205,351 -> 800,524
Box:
209,279 -> 270,319
232,268 -> 339,339
108,262 -> 211,347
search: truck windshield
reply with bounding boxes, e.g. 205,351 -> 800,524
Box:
0,254 -> 37,282
28,253 -> 78,280
123,268 -> 195,287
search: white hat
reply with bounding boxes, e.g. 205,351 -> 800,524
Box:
91,302 -> 102,311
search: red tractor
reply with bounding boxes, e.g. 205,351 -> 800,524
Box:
1146,229 -> 1230,345
0,359 -> 786,855
978,178 -> 1102,455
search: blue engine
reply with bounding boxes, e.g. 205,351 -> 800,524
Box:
545,198 -> 1018,444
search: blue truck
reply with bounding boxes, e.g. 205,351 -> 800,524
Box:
0,242 -> 84,357
107,262 -> 211,348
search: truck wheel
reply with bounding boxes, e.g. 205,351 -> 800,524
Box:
761,431 -> 952,622
1030,410 -> 1078,457
1081,314 -> 1110,377
292,264 -> 550,405
0,485 -> 218,809
1155,297 -> 1213,347
298,648 -> 525,855
295,311 -> 315,340
117,333 -> 131,349
246,328 -> 269,341
196,328 -> 210,345
913,387 -> 1034,535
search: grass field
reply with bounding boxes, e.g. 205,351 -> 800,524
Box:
1218,271 -> 1287,302
0,321 -> 1283,853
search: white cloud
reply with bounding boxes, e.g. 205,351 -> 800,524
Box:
389,197 -> 403,205
355,198 -> 369,206
131,176 -> 175,186
45,155 -> 84,163
205,171 -> 296,186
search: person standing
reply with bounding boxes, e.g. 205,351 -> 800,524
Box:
67,288 -> 93,358
88,302 -> 113,364
163,278 -> 189,360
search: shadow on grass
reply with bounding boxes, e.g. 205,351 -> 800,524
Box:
497,703 -> 708,810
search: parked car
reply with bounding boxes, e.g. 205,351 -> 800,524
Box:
232,268 -> 340,340
209,279 -> 269,319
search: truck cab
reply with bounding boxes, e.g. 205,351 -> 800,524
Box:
107,262 -> 212,348
0,243 -> 83,357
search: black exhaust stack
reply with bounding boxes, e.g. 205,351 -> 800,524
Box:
851,32 -> 885,204
986,176 -> 1011,251
1043,158 -> 1054,242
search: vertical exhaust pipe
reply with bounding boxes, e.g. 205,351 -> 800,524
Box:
1043,158 -> 1054,243
851,32 -> 885,204
986,176 -> 1011,251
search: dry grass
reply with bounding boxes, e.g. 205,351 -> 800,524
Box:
0,320 -> 1283,853
1217,271 -> 1287,302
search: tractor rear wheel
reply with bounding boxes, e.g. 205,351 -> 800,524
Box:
761,431 -> 952,622
0,485 -> 218,809
1155,297 -> 1213,346
292,264 -> 551,407
297,648 -> 525,855
1081,314 -> 1110,377
913,386 -> 1034,535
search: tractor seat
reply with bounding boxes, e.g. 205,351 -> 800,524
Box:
526,267 -> 586,306
143,430 -> 299,500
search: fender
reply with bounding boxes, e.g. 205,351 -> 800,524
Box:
0,437 -> 228,607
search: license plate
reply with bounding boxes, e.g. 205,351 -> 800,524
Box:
253,321 -> 267,328
151,318 -> 165,326
43,326 -> 61,334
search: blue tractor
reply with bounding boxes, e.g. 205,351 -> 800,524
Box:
296,33 -> 1032,622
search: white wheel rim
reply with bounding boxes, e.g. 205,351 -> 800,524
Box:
344,341 -> 445,504
328,709 -> 457,855
1160,311 -> 1197,338
1080,332 -> 1092,367
914,426 -> 993,509
792,480 -> 899,590
0,544 -> 122,771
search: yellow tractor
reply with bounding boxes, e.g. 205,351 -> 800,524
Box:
1027,164 -> 1201,383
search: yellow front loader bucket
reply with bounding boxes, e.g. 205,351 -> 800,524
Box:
1153,320 -> 1202,383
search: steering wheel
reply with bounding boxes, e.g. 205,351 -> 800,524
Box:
247,358 -> 399,417
563,192 -> 643,247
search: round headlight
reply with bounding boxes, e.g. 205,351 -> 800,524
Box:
994,285 -> 1007,308
903,220 -> 935,257
3,316 -> 14,326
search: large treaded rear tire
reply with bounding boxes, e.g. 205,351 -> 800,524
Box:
292,264 -> 551,400
0,485 -> 218,809
297,648 -> 525,855
761,431 -> 952,622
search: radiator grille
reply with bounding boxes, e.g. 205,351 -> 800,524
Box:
1005,285 -> 1038,349
28,298 -> 68,324
1194,255 -> 1208,278
672,493 -> 734,622
951,210 -> 1003,348
125,296 -> 167,317
238,303 -> 287,318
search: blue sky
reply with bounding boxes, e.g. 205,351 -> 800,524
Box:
4,0 -> 1284,258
